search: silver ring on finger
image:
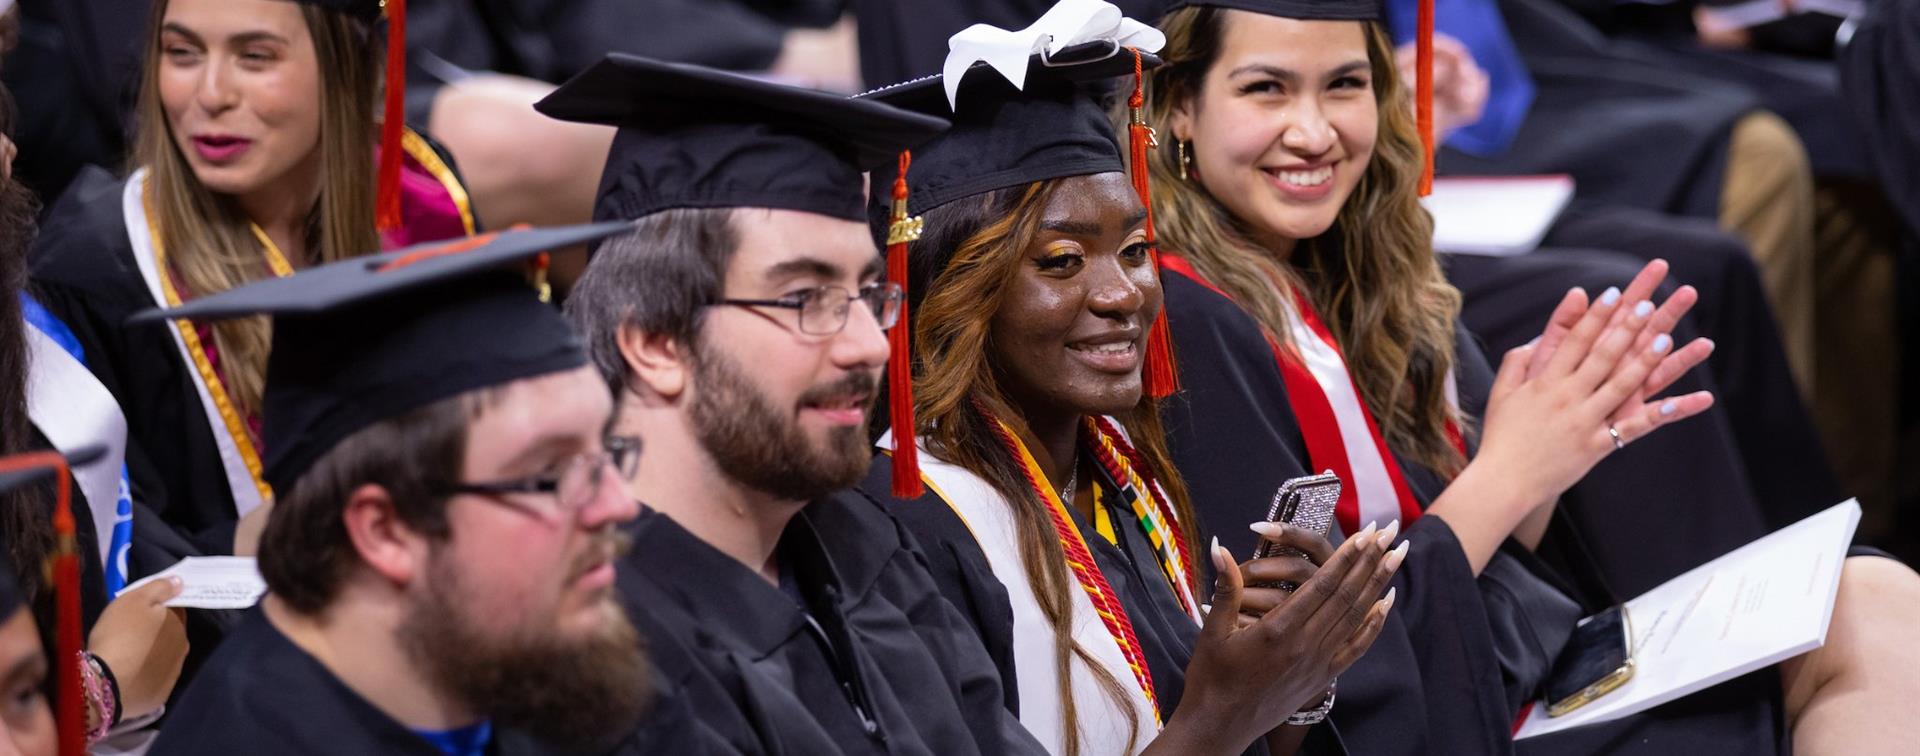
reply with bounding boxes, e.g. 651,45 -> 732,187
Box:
1608,425 -> 1625,450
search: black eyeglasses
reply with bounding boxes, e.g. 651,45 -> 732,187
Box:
717,282 -> 903,336
436,436 -> 642,518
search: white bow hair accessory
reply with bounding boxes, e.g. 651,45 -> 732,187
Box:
941,0 -> 1165,109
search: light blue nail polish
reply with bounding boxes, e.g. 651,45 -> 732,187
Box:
1633,300 -> 1654,318
1599,287 -> 1621,306
1651,334 -> 1672,353
1660,400 -> 1678,416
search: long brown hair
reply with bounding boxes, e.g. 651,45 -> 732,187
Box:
1143,8 -> 1468,476
0,81 -> 47,603
131,1 -> 380,422
910,179 -> 1203,755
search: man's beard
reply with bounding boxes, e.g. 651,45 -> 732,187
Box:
398,532 -> 652,748
687,339 -> 876,501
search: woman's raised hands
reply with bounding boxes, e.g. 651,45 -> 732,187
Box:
1146,526 -> 1400,755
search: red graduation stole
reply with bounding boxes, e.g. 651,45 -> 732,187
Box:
1160,254 -> 1463,535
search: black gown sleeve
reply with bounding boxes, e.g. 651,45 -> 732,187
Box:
1160,271 -> 1521,754
857,459 -> 1020,710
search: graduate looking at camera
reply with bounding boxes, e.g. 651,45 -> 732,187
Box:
852,3 -> 1397,753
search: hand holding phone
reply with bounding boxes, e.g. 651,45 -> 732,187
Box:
1251,472 -> 1342,591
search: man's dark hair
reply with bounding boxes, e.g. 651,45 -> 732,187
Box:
564,207 -> 738,394
258,389 -> 497,614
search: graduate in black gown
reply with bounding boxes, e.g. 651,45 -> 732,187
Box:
543,54 -> 1045,755
139,224 -> 667,755
850,7 -> 1407,749
26,0 -> 478,568
844,0 -> 1843,587
1144,1 -> 1920,752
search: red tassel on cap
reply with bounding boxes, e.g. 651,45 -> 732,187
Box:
1415,0 -> 1435,197
886,152 -> 924,498
1128,48 -> 1178,399
375,0 -> 407,232
0,453 -> 83,755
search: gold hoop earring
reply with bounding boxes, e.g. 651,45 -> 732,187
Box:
1177,139 -> 1193,181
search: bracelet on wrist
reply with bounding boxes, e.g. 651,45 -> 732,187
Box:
77,651 -> 119,742
1286,679 -> 1336,726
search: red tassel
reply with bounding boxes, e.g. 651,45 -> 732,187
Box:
1128,49 -> 1178,399
886,151 -> 924,498
375,0 -> 407,232
1415,0 -> 1436,197
0,453 -> 83,755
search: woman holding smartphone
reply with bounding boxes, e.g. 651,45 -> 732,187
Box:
857,42 -> 1396,754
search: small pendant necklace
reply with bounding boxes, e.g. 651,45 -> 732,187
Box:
1058,453 -> 1079,503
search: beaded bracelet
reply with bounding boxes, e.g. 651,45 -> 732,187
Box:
76,651 -> 119,743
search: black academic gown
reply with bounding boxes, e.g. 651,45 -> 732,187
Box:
1159,266 -> 1789,755
149,610 -> 598,755
28,168 -> 243,566
1427,0 -> 1757,218
1841,0 -> 1920,240
3,0 -> 149,205
615,493 -> 1044,756
1545,0 -> 1872,180
860,456 -> 1348,756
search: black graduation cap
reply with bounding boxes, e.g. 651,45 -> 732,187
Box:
128,223 -> 634,495
860,38 -> 1183,406
859,41 -> 1156,293
298,0 -> 385,22
1162,0 -> 1379,19
861,42 -> 1153,221
534,53 -> 952,224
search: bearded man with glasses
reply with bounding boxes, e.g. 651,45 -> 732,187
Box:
546,54 -> 1046,754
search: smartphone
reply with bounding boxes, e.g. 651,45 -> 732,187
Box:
1544,605 -> 1635,717
1250,471 -> 1341,591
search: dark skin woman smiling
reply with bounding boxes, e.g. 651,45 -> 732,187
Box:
859,38 -> 1401,754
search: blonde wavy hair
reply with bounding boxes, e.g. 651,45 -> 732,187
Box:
908,178 -> 1202,755
132,1 -> 380,424
1141,7 -> 1468,476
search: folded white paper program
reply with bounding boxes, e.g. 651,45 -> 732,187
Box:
123,556 -> 267,610
1423,175 -> 1575,257
1515,499 -> 1860,739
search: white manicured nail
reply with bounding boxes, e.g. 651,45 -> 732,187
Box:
1651,334 -> 1672,354
1633,300 -> 1654,318
1375,520 -> 1400,547
1660,399 -> 1678,416
1381,587 -> 1398,611
1599,287 -> 1621,306
1384,541 -> 1410,571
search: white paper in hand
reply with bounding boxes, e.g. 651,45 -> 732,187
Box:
1514,499 -> 1860,739
122,556 -> 266,610
1422,175 -> 1575,257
